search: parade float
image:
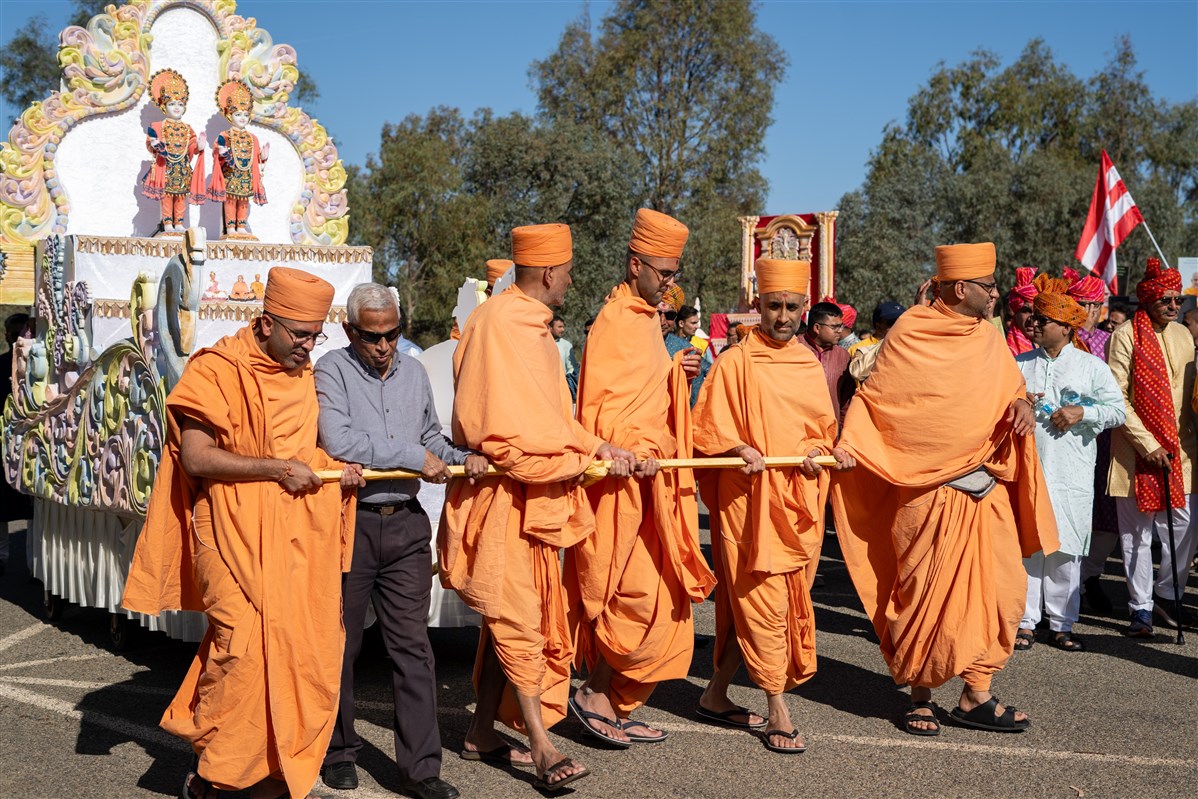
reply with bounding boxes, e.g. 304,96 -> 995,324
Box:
0,0 -> 478,646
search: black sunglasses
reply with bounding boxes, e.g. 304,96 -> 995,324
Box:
349,324 -> 402,344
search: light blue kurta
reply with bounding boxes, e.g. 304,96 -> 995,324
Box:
1015,343 -> 1126,556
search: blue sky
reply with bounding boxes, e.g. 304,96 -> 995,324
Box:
2,0 -> 1195,212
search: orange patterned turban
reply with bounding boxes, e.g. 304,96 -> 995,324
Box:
511,224 -> 572,267
756,259 -> 810,296
629,208 -> 689,259
1136,257 -> 1182,304
661,284 -> 685,312
263,267 -> 334,322
485,259 -> 512,287
1032,275 -> 1088,329
935,243 -> 996,281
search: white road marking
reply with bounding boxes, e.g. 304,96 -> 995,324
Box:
0,622 -> 48,653
0,653 -> 110,671
0,675 -> 174,695
0,683 -> 186,750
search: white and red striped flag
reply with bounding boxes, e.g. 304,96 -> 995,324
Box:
1074,150 -> 1143,292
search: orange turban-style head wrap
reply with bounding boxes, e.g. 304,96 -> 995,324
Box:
629,208 -> 689,259
262,267 -> 334,322
935,242 -> 996,281
755,259 -> 810,297
1032,274 -> 1089,329
511,223 -> 572,267
1007,266 -> 1040,311
1135,257 -> 1182,304
661,284 -> 685,312
485,259 -> 513,287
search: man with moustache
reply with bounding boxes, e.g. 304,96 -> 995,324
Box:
315,283 -> 489,798
123,267 -> 364,799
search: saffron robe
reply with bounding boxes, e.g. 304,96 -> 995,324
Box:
438,286 -> 603,731
568,282 -> 716,715
122,324 -> 354,799
831,300 -> 1059,691
694,329 -> 837,693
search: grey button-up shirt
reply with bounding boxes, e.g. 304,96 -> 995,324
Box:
314,346 -> 468,503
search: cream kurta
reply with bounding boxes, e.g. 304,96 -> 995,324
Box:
1106,320 -> 1197,497
1015,344 -> 1125,556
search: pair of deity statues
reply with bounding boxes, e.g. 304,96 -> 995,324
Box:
140,69 -> 269,239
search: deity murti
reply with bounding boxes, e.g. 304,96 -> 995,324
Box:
140,69 -> 206,235
208,79 -> 269,239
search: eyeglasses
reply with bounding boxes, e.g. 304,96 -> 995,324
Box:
657,309 -> 678,321
1031,314 -> 1064,327
962,279 -> 999,295
268,315 -> 327,345
815,321 -> 845,331
642,261 -> 683,285
1155,296 -> 1184,307
1078,301 -> 1103,309
349,324 -> 402,344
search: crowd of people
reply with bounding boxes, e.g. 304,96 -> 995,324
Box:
115,209 -> 1193,799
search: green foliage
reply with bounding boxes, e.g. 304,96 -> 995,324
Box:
532,0 -> 784,316
839,37 -> 1198,316
351,0 -> 786,344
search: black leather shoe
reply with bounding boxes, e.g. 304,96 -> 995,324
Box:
400,777 -> 460,799
321,762 -> 358,790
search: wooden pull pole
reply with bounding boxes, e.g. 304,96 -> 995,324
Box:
316,454 -> 838,483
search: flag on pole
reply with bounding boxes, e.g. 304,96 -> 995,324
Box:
1074,150 -> 1143,292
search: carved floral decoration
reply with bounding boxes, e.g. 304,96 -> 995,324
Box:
0,0 -> 347,248
2,236 -> 170,517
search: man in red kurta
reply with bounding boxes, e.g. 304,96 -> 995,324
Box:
567,209 -> 716,746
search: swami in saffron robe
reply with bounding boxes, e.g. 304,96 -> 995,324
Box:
122,324 -> 354,799
437,285 -> 602,731
694,328 -> 837,693
830,299 -> 1059,691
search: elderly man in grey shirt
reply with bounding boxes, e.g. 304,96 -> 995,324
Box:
315,283 -> 486,799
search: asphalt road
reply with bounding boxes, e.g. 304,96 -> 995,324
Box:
1,523 -> 1195,799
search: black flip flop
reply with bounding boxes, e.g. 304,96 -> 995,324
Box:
460,744 -> 535,769
533,757 -> 591,792
1049,631 -> 1085,652
620,718 -> 668,743
950,697 -> 1030,732
761,728 -> 806,754
568,697 -> 631,748
902,700 -> 941,736
696,705 -> 767,730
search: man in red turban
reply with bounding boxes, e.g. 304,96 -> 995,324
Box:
1005,266 -> 1039,356
1107,258 -> 1197,635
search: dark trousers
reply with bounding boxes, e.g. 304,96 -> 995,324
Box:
325,502 -> 441,783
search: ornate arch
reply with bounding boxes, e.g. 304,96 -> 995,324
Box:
0,0 -> 348,248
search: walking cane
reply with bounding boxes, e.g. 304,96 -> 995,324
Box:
1161,454 -> 1186,645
